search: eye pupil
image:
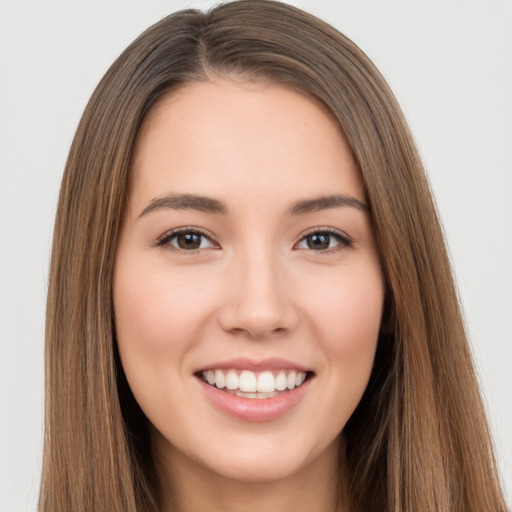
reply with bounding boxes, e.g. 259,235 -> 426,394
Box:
177,233 -> 201,249
307,233 -> 330,250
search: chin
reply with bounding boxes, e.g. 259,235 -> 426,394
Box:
184,430 -> 341,486
207,452 -> 306,483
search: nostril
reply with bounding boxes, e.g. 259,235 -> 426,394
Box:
216,271 -> 299,338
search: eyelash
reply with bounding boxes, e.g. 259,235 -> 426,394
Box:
294,228 -> 353,253
155,227 -> 219,253
155,227 -> 353,254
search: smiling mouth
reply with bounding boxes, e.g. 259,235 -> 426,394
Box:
197,369 -> 312,399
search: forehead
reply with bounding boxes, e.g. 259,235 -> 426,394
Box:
129,79 -> 365,209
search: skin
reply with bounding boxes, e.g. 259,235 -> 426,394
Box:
113,78 -> 385,512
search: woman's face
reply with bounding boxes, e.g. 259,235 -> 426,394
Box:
113,79 -> 384,485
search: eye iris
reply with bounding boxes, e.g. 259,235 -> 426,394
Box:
177,233 -> 201,249
307,233 -> 330,250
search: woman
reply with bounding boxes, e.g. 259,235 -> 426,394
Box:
39,1 -> 508,511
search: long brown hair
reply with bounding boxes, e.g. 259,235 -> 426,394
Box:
40,1 -> 508,510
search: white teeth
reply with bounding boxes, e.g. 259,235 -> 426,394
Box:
239,370 -> 257,392
258,391 -> 279,399
225,370 -> 238,390
236,391 -> 258,399
257,371 -> 275,393
286,371 -> 297,390
275,371 -> 287,391
235,390 -> 280,399
215,369 -> 225,389
202,368 -> 308,397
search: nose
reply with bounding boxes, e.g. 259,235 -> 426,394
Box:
217,247 -> 299,339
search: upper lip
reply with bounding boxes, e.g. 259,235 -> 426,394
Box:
195,357 -> 312,373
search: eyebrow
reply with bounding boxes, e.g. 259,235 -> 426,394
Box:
138,192 -> 369,219
138,194 -> 228,218
287,194 -> 369,215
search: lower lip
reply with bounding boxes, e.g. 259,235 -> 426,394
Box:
196,376 -> 313,423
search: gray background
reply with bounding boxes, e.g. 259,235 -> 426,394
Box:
1,1 -> 510,510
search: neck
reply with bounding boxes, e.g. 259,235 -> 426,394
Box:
153,435 -> 349,512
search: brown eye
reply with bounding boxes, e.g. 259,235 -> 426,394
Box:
305,233 -> 331,250
159,230 -> 217,251
175,232 -> 202,250
296,230 -> 352,251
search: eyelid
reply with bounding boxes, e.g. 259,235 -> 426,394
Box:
153,226 -> 353,253
294,227 -> 354,252
155,226 -> 220,252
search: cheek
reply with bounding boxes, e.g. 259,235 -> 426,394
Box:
113,262 -> 215,358
300,260 -> 384,416
288,260 -> 384,445
306,264 -> 384,357
112,260 -> 220,431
